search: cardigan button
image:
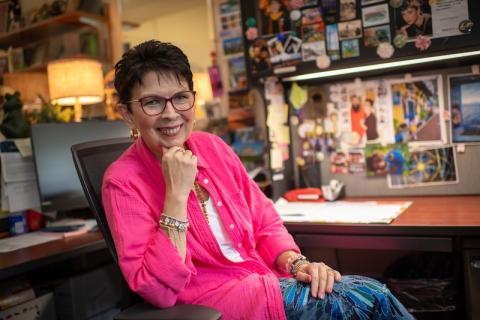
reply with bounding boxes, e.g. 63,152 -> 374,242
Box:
229,223 -> 234,229
237,243 -> 243,248
217,201 -> 223,207
203,178 -> 209,184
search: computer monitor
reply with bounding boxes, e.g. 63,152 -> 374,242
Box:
31,121 -> 130,213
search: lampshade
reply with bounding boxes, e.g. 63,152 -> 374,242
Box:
47,58 -> 104,106
193,72 -> 213,106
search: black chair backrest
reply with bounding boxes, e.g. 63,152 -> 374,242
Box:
71,137 -> 132,264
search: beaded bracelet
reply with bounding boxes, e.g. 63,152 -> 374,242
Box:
159,214 -> 189,232
286,254 -> 310,277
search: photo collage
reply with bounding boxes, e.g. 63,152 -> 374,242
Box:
246,0 -> 470,74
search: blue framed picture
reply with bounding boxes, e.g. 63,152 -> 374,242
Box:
448,74 -> 480,143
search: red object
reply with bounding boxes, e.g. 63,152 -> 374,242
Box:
284,188 -> 324,202
27,209 -> 44,231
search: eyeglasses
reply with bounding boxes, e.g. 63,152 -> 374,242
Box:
126,90 -> 196,116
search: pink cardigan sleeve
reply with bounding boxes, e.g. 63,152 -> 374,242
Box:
216,136 -> 300,271
102,178 -> 195,307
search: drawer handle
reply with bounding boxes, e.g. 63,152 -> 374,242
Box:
471,260 -> 480,269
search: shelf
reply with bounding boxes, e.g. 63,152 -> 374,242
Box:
0,10 -> 107,48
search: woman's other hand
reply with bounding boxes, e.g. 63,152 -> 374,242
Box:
161,146 -> 197,219
296,262 -> 341,299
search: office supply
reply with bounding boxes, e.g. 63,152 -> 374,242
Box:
30,121 -> 129,213
0,232 -> 62,253
276,200 -> 411,224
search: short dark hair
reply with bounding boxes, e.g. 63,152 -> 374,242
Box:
114,40 -> 193,110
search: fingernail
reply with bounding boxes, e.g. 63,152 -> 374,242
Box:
320,294 -> 325,299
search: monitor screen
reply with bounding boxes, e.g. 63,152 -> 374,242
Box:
31,121 -> 130,212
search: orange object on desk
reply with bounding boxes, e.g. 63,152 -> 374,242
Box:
284,188 -> 324,202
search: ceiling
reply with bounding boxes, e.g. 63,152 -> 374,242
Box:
121,0 -> 207,23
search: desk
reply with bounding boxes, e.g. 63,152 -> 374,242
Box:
284,195 -> 480,320
0,231 -> 105,281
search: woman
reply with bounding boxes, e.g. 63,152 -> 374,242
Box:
103,40 -> 412,319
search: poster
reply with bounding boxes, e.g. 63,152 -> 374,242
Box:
448,74 -> 480,143
365,143 -> 409,178
390,75 -> 445,145
388,146 -> 458,188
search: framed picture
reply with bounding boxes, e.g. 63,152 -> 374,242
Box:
362,3 -> 390,28
223,37 -> 243,56
448,73 -> 480,143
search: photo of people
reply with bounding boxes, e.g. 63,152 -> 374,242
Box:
339,0 -> 357,21
394,0 -> 432,39
259,0 -> 290,35
448,74 -> 480,143
283,35 -> 302,61
389,146 -> 458,188
348,149 -> 365,173
349,94 -> 366,145
390,75 -> 445,144
363,98 -> 379,141
365,143 -> 409,179
267,35 -> 285,64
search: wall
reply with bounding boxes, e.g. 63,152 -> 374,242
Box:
122,3 -> 213,72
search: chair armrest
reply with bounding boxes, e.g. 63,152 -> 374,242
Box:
114,302 -> 222,320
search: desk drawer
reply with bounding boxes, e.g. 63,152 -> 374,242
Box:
295,234 -> 452,252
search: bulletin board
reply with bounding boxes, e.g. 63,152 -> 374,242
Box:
240,0 -> 480,79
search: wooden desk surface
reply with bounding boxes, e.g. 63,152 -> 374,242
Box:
285,195 -> 480,236
0,231 -> 105,280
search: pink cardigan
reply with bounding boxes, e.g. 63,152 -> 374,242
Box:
102,131 -> 300,319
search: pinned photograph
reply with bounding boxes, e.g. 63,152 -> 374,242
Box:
228,56 -> 248,92
283,35 -> 302,61
394,0 -> 432,39
340,0 -> 357,21
330,151 -> 349,174
362,3 -> 390,28
249,38 -> 271,74
348,148 -> 365,173
363,24 -> 391,47
390,75 -> 445,144
267,36 -> 285,64
223,37 -> 244,55
326,24 -> 340,60
322,0 -> 338,24
338,20 -> 363,40
448,74 -> 480,143
302,41 -> 326,61
302,22 -> 325,43
341,39 -> 360,58
365,143 -> 409,178
388,146 -> 458,188
301,7 -> 323,25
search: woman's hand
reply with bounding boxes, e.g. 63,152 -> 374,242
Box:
161,146 -> 197,220
296,262 -> 341,299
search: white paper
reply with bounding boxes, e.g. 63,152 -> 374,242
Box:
432,0 -> 469,38
0,232 -> 62,253
275,201 -> 412,224
5,180 -> 41,212
14,138 -> 33,158
1,152 -> 36,182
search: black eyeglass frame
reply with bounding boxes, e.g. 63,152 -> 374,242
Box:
124,90 -> 196,116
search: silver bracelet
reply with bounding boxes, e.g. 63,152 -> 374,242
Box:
289,254 -> 310,276
159,214 -> 189,232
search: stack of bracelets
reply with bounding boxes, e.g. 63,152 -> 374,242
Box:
159,214 -> 189,232
286,254 -> 310,277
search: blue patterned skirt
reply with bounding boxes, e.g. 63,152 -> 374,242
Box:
279,275 -> 413,320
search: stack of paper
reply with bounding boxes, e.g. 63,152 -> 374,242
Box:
1,152 -> 41,213
275,200 -> 411,224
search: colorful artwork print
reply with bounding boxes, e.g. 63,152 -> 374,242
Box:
449,74 -> 480,143
390,76 -> 445,144
301,7 -> 323,25
388,146 -> 458,188
341,39 -> 360,58
302,41 -> 326,61
249,38 -> 271,74
363,24 -> 391,47
326,24 -> 340,60
393,0 -> 432,39
365,143 -> 409,178
302,22 -> 325,43
228,56 -> 248,92
339,0 -> 357,21
223,37 -> 243,55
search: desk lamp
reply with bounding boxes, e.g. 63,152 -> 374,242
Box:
47,58 -> 104,122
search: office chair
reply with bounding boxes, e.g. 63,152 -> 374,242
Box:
71,138 -> 222,320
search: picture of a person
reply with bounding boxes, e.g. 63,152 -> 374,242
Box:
363,98 -> 379,141
350,95 -> 366,145
403,89 -> 417,126
398,0 -> 432,38
384,149 -> 406,185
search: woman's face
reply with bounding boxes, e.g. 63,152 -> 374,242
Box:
120,71 -> 195,159
401,7 -> 418,25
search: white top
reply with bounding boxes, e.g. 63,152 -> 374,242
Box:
205,198 -> 244,262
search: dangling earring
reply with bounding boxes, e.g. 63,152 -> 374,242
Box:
130,128 -> 139,140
